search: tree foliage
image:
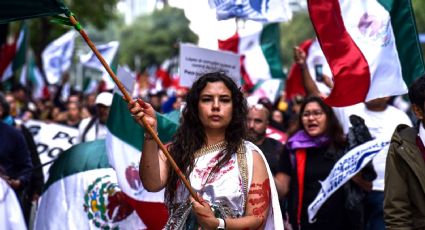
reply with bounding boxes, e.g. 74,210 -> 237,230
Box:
119,6 -> 198,71
279,12 -> 315,69
412,0 -> 425,58
27,0 -> 119,67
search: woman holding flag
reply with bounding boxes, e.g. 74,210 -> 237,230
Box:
128,72 -> 282,229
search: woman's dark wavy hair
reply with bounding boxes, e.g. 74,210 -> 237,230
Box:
165,72 -> 248,206
297,96 -> 346,149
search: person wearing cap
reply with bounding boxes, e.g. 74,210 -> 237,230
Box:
77,91 -> 113,143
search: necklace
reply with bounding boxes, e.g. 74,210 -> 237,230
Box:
194,141 -> 227,158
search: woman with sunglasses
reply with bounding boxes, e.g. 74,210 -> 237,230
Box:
128,72 -> 282,229
281,96 -> 352,230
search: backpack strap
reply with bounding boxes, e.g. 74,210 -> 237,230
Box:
81,117 -> 97,142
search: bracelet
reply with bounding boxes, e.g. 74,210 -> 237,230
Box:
217,218 -> 225,229
144,132 -> 157,141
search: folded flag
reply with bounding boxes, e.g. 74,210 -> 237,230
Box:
308,0 -> 425,107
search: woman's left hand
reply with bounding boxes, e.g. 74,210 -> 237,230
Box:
189,194 -> 219,230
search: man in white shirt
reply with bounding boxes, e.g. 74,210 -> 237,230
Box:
334,97 -> 412,230
77,91 -> 113,143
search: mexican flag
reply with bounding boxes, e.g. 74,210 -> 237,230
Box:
0,0 -> 68,24
105,71 -> 179,229
34,140 -> 146,229
308,0 -> 425,107
20,51 -> 46,100
218,21 -> 285,91
0,24 -> 27,82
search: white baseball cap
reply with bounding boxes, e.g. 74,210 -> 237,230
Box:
95,92 -> 113,107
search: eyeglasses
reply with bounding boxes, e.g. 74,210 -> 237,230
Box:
302,110 -> 324,119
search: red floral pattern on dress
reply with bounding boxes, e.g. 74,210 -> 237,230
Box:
194,151 -> 235,186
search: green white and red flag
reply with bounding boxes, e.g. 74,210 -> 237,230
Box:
20,51 -> 47,99
0,24 -> 27,82
308,0 -> 425,107
105,70 -> 178,229
219,22 -> 285,91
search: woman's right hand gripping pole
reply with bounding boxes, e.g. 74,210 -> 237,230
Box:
127,98 -> 168,192
128,98 -> 158,132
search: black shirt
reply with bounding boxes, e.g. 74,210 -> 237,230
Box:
285,146 -> 347,230
257,137 -> 285,175
300,147 -> 346,230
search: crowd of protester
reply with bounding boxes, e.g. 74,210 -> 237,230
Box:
1,52 -> 424,229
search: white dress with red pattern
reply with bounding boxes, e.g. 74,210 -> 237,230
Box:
164,141 -> 283,230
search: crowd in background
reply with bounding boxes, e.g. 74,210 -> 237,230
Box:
0,57 -> 422,229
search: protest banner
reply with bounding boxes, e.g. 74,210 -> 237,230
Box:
308,138 -> 389,223
179,43 -> 240,87
25,120 -> 79,181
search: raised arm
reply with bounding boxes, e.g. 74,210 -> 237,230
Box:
294,46 -> 321,97
128,99 -> 169,192
190,150 -> 272,230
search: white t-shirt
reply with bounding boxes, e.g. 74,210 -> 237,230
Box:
333,103 -> 412,191
77,117 -> 108,143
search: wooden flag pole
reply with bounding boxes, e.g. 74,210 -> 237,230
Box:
68,15 -> 200,203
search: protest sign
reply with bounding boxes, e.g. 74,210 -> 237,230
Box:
308,138 -> 389,223
25,120 -> 79,181
179,43 -> 240,87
